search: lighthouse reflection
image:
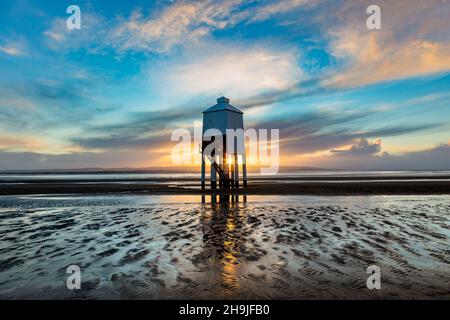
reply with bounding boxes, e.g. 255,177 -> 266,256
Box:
201,194 -> 247,204
199,194 -> 247,296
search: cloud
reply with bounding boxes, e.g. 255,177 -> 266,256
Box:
43,13 -> 107,52
69,91 -> 443,158
0,91 -> 49,133
262,108 -> 441,155
405,92 -> 450,105
0,150 -> 159,170
72,131 -> 170,150
42,1 -> 243,53
329,33 -> 450,87
331,139 -> 381,155
110,1 -> 243,53
43,0 -> 317,55
8,0 -> 47,19
0,74 -> 109,150
0,45 -> 24,56
2,141 -> 450,171
110,0 -> 318,53
314,142 -> 450,171
326,0 -> 450,87
282,124 -> 439,155
3,0 -> 449,171
250,0 -> 318,22
0,79 -> 96,121
0,135 -> 46,152
40,0 -> 450,89
0,37 -> 27,56
156,44 -> 303,97
68,101 -> 203,151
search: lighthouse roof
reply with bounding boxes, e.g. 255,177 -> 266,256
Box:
203,96 -> 243,114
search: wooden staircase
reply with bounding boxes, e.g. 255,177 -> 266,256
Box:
206,155 -> 230,185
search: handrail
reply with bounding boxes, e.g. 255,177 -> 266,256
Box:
206,154 -> 229,182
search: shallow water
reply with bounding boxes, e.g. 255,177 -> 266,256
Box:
0,194 -> 449,299
2,170 -> 450,183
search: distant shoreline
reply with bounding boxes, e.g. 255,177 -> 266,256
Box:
1,177 -> 450,196
0,166 -> 332,174
2,174 -> 450,183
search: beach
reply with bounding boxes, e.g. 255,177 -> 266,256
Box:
0,193 -> 449,299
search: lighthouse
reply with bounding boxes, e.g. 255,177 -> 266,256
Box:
201,96 -> 247,190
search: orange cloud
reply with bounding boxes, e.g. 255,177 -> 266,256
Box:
0,135 -> 46,152
329,32 -> 450,87
327,0 -> 450,87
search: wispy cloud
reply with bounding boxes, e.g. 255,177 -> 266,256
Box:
44,1 -> 235,53
43,0 -> 317,55
0,37 -> 28,56
0,134 -> 49,153
249,0 -> 318,22
331,138 -> 381,155
110,0 -> 243,53
43,13 -> 107,52
0,45 -> 24,56
69,96 -> 443,160
0,149 -> 157,170
405,92 -> 450,105
282,123 -> 441,155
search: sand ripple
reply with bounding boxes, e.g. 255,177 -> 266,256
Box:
0,195 -> 449,299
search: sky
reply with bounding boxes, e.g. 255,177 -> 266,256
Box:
0,0 -> 449,170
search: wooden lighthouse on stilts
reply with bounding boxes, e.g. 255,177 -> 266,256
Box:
201,96 -> 247,191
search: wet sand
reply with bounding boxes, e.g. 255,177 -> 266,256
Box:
0,194 -> 449,299
1,176 -> 450,196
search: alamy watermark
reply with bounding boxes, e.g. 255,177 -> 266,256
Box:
66,5 -> 81,30
171,122 -> 280,175
367,4 -> 381,30
66,264 -> 81,290
366,265 -> 381,289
